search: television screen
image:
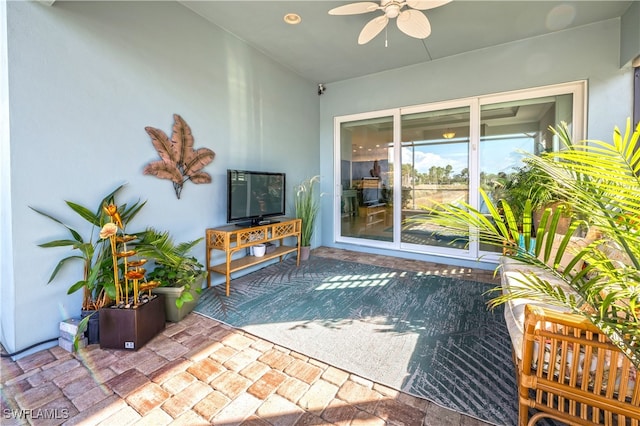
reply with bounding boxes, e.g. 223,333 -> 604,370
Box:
362,187 -> 379,205
361,177 -> 380,205
227,170 -> 286,226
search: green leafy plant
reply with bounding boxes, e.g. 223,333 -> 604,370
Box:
501,164 -> 564,222
135,228 -> 206,309
32,185 -> 147,349
294,175 -> 320,247
31,185 -> 146,311
420,119 -> 640,367
143,114 -> 216,199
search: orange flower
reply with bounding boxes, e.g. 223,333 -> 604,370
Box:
103,203 -> 123,228
103,204 -> 118,217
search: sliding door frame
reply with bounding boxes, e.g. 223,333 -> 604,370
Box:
333,81 -> 587,263
397,98 -> 478,259
475,81 -> 587,263
333,108 -> 400,250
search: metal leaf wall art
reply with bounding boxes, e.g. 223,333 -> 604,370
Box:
143,114 -> 215,199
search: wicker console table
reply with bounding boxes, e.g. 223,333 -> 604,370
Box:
205,218 -> 301,296
358,203 -> 386,228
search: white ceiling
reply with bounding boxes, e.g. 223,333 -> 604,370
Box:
180,1 -> 633,84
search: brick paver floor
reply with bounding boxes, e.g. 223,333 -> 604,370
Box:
1,248 -> 497,425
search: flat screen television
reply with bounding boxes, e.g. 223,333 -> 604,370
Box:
362,187 -> 379,205
361,177 -> 380,205
227,169 -> 286,226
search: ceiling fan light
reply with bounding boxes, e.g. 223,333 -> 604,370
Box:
385,4 -> 401,18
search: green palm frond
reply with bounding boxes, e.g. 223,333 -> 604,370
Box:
134,227 -> 204,286
418,119 -> 640,367
135,228 -> 203,270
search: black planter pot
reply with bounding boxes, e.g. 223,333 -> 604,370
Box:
80,310 -> 100,344
99,295 -> 165,351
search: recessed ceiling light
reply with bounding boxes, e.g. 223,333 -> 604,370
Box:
284,13 -> 301,25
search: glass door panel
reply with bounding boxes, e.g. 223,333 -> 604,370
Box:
400,107 -> 470,249
339,116 -> 394,242
478,94 -> 573,253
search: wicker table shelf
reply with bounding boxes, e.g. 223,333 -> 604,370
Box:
205,218 -> 301,296
358,203 -> 386,228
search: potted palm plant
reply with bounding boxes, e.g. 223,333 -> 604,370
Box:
135,228 -> 206,322
294,175 -> 320,261
421,119 -> 640,366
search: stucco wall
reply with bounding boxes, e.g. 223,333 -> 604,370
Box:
3,1 -> 319,356
620,0 -> 640,67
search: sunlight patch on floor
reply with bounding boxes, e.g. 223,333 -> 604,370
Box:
315,272 -> 401,291
416,268 -> 468,276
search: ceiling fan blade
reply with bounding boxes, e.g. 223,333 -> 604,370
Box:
358,15 -> 389,44
405,0 -> 451,11
328,2 -> 379,15
396,9 -> 431,39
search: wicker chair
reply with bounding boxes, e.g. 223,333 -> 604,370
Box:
516,304 -> 639,425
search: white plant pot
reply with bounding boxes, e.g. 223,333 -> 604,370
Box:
253,244 -> 266,257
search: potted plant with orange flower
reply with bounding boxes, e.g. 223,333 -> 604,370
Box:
31,185 -> 146,346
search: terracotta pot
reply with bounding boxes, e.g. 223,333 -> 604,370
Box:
299,246 -> 311,261
533,201 -> 571,235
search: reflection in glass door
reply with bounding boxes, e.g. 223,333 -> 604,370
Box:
478,94 -> 573,253
400,107 -> 470,250
338,115 -> 394,243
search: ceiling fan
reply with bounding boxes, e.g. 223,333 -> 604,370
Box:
329,0 -> 451,45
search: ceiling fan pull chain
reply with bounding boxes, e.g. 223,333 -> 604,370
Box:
385,26 -> 388,47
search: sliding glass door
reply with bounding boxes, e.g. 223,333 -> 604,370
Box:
478,93 -> 576,254
337,112 -> 395,243
334,82 -> 585,261
400,106 -> 470,251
